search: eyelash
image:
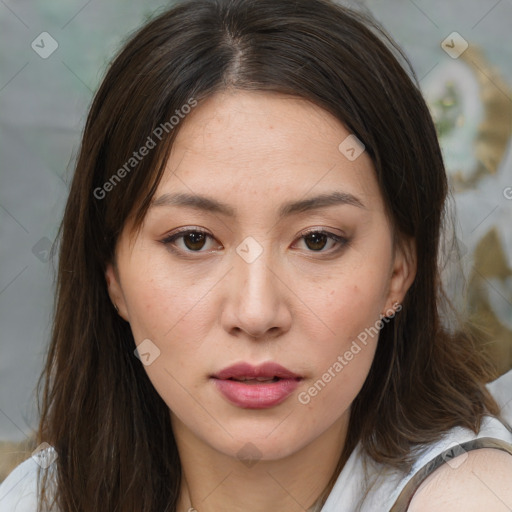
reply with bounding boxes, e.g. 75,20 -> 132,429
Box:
160,227 -> 349,256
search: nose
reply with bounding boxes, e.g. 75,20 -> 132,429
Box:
220,247 -> 292,340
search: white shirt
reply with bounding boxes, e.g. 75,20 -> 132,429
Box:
1,370 -> 511,512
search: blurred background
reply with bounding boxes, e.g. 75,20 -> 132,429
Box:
1,0 -> 511,480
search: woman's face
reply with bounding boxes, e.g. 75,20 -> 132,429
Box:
106,90 -> 415,462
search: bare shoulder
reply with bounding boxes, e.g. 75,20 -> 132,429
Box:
408,448 -> 512,512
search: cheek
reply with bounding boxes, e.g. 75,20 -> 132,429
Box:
309,266 -> 389,343
121,259 -> 220,400
297,314 -> 378,420
120,255 -> 217,344
296,263 -> 389,411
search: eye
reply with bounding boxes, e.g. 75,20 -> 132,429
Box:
294,229 -> 348,253
160,227 -> 348,256
160,228 -> 220,253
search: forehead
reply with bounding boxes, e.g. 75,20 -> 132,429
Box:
157,90 -> 379,205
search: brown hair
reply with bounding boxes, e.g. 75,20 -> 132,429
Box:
37,0 -> 499,510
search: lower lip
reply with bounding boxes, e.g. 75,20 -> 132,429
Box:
212,378 -> 301,409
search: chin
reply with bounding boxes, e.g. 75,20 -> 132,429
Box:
203,422 -> 315,463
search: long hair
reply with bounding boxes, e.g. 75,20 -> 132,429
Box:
37,0 -> 499,510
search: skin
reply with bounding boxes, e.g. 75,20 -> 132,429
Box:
409,449 -> 512,511
105,90 -> 416,511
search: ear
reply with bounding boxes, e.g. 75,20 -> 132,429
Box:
105,262 -> 129,321
385,235 -> 417,313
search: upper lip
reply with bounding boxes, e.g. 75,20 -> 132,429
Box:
212,362 -> 302,380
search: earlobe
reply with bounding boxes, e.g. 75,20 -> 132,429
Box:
387,236 -> 417,311
105,262 -> 128,320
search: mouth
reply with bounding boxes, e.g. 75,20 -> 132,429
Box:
211,362 -> 302,409
211,361 -> 302,381
223,376 -> 283,384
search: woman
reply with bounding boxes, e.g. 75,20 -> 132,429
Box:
1,0 -> 511,510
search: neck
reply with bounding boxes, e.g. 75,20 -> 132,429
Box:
173,413 -> 350,512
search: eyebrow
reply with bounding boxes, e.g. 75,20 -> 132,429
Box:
150,190 -> 365,219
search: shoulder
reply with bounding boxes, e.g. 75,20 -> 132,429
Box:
408,447 -> 512,511
0,454 -> 42,511
386,414 -> 512,512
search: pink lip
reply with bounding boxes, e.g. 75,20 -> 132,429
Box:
211,362 -> 302,409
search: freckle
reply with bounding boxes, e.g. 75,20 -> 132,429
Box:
330,290 -> 335,295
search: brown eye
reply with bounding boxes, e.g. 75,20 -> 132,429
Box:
183,231 -> 207,251
295,229 -> 348,254
304,232 -> 328,251
161,229 -> 218,254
